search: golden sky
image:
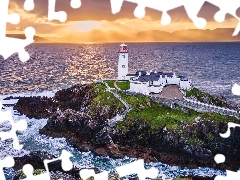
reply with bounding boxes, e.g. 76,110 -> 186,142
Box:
7,0 -> 240,38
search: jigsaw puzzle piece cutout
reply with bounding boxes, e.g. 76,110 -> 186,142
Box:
220,122 -> 240,138
207,0 -> 240,22
48,0 -> 82,22
24,0 -> 35,11
0,27 -> 35,62
0,0 -> 35,62
134,0 -> 188,25
48,0 -> 67,22
80,169 -> 108,180
182,0 -> 207,29
232,83 -> 240,96
22,150 -> 73,180
0,119 -> 28,150
110,0 -> 185,24
116,159 -> 158,180
214,154 -> 225,164
207,0 -> 240,36
59,149 -> 73,171
110,0 -> 206,27
71,0 -> 81,9
7,14 -> 20,25
214,83 -> 240,179
0,102 -> 13,122
22,164 -> 50,180
0,156 -> 14,180
215,170 -> 240,180
0,0 -> 20,38
0,102 -> 28,149
110,0 -> 124,14
44,150 -> 73,172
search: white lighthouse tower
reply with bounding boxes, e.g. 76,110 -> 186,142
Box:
118,43 -> 129,80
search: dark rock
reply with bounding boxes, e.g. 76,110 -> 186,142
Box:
13,84 -> 97,119
13,96 -> 54,119
13,151 -> 81,180
13,83 -> 240,172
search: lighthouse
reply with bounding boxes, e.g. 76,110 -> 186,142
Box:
118,43 -> 129,80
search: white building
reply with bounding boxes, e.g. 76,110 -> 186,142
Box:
117,43 -> 192,95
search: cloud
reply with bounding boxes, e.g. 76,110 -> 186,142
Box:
7,0 -> 69,36
10,0 -> 225,22
97,16 -> 238,33
8,0 -> 238,37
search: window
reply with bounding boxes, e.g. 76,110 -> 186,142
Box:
149,81 -> 153,85
122,54 -> 125,58
122,65 -> 125,68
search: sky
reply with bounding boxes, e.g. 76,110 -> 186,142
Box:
6,0 -> 240,38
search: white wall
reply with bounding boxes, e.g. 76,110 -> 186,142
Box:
167,77 -> 180,85
152,81 -> 161,86
180,80 -> 191,90
130,82 -> 150,95
148,86 -> 162,93
159,77 -> 167,87
125,75 -> 135,81
118,53 -> 129,80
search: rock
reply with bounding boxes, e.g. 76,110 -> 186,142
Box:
93,147 -> 109,157
13,151 -> 81,180
14,96 -> 54,119
13,84 -> 97,119
106,142 -> 124,159
13,83 -> 240,171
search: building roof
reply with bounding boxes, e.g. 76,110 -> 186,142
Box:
136,71 -> 147,76
133,71 -> 173,82
180,76 -> 189,81
138,75 -> 159,82
126,74 -> 137,76
129,71 -> 189,82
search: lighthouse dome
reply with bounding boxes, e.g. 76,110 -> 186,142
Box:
118,42 -> 128,53
120,42 -> 127,47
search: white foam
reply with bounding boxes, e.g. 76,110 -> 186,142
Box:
0,90 -> 227,179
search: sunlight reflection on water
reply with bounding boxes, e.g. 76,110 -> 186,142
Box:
0,42 -> 240,103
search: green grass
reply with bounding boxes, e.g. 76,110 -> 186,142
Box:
90,82 -> 237,138
105,80 -> 115,88
184,87 -> 226,107
116,92 -> 238,131
17,169 -> 46,178
117,93 -> 197,130
184,135 -> 205,146
184,87 -> 203,97
90,83 -> 125,116
116,81 -> 130,90
200,112 -> 238,123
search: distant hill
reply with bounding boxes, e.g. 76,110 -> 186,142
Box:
49,28 -> 240,43
6,34 -> 50,42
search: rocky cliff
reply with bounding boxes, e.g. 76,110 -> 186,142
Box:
13,83 -> 240,171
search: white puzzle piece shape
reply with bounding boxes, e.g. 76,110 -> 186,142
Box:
110,0 -> 240,35
0,156 -> 14,180
0,102 -> 28,150
0,0 -> 35,62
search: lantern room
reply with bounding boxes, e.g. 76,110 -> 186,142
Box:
118,43 -> 128,53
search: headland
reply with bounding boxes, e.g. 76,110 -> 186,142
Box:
12,80 -> 240,179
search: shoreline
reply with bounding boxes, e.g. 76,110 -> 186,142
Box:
1,82 -> 238,179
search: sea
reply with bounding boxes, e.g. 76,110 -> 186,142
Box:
1,42 -> 240,179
